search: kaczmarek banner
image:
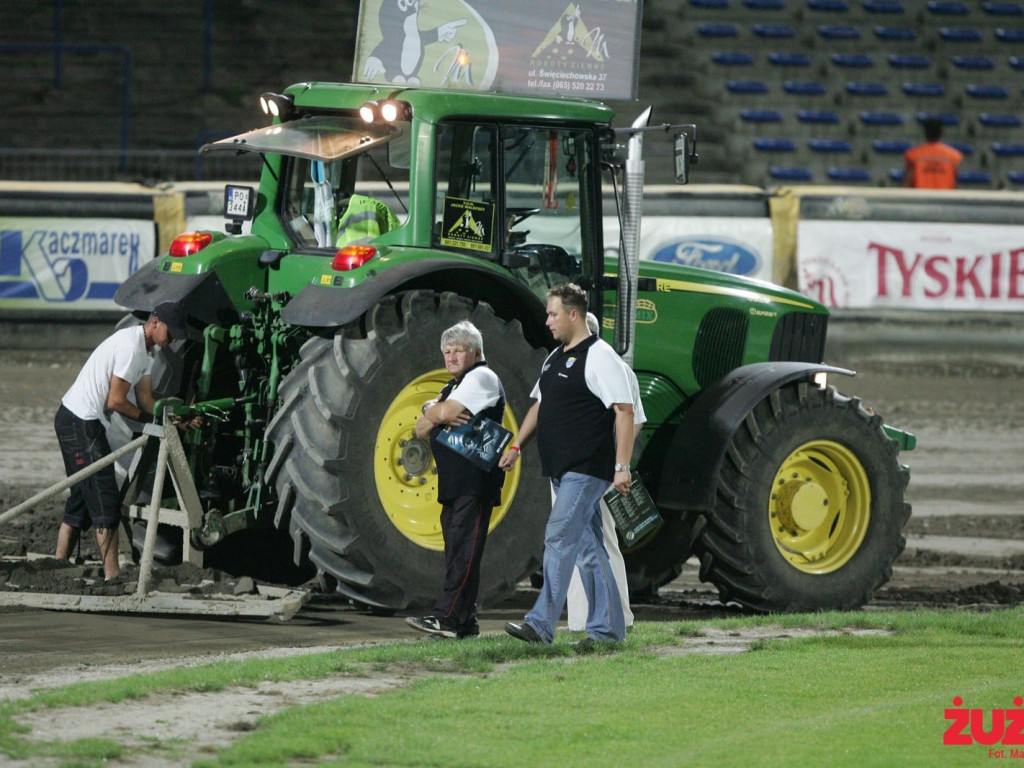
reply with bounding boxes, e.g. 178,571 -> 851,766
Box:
353,0 -> 641,100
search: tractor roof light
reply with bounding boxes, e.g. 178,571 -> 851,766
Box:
359,100 -> 380,123
259,92 -> 295,121
169,232 -> 213,257
332,244 -> 377,271
379,99 -> 412,123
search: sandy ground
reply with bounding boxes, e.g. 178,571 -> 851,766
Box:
2,323 -> 1024,766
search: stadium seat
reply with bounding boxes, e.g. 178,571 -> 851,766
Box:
727,79 -> 771,94
860,110 -> 906,126
957,170 -> 993,185
1009,56 -> 1024,69
768,52 -> 812,67
753,137 -> 797,152
713,51 -> 755,66
927,1 -> 970,14
818,26 -> 861,40
769,166 -> 813,181
872,139 -> 913,153
754,24 -> 796,37
798,109 -> 841,124
948,141 -> 974,155
784,81 -> 827,96
939,28 -> 983,43
831,53 -> 874,68
807,0 -> 850,11
965,84 -> 1009,99
995,28 -> 1024,42
951,56 -> 995,70
888,168 -> 906,183
916,111 -> 960,126
873,27 -> 917,41
888,54 -> 931,68
827,167 -> 872,182
991,142 -> 1024,156
845,81 -> 889,96
983,3 -> 1024,16
863,0 -> 905,13
902,83 -> 946,97
809,138 -> 852,153
739,108 -> 784,123
746,0 -> 786,8
698,23 -> 740,37
1006,170 -> 1024,184
690,0 -> 730,8
978,112 -> 1022,127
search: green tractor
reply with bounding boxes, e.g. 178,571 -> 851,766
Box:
115,82 -> 914,613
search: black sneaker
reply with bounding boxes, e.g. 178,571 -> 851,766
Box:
457,622 -> 480,639
505,620 -> 545,644
405,616 -> 457,639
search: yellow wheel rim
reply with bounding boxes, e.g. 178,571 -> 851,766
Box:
373,369 -> 522,551
768,440 -> 870,574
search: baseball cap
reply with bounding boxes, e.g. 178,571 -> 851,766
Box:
153,301 -> 188,341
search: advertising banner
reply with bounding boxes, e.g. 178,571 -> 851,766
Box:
0,218 -> 156,311
797,220 -> 1024,311
605,216 -> 774,282
353,0 -> 641,100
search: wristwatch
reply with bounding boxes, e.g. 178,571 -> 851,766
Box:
614,463 -> 630,472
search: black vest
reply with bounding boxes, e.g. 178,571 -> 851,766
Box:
429,362 -> 507,506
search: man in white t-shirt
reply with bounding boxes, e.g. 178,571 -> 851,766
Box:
406,320 -> 507,640
54,301 -> 187,581
499,283 -> 634,647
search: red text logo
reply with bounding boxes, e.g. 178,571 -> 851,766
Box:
943,696 -> 1024,748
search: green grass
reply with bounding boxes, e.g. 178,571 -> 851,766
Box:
2,609 -> 1023,767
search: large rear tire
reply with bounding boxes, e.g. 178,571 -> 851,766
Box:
698,382 -> 911,612
265,290 -> 549,609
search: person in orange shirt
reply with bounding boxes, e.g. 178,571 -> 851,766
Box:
904,118 -> 963,189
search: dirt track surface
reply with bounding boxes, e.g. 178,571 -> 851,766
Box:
2,318 -> 1024,679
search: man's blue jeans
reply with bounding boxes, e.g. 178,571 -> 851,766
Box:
525,472 -> 626,643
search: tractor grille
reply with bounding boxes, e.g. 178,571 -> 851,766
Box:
692,307 -> 748,388
770,312 -> 828,363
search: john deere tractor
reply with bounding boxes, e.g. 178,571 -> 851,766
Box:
114,81 -> 914,613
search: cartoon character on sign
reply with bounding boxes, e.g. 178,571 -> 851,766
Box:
362,0 -> 466,84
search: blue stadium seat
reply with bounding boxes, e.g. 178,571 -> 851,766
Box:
807,0 -> 850,10
889,54 -> 931,68
754,24 -> 796,37
690,0 -> 730,7
957,170 -> 993,185
769,166 -> 814,181
698,23 -> 739,37
768,52 -> 812,67
948,141 -> 974,155
965,84 -> 1009,99
754,137 -> 797,152
746,0 -> 786,8
1006,170 -> 1024,185
740,108 -> 784,123
916,111 -> 960,126
809,138 -> 852,152
827,167 -> 872,182
889,168 -> 906,183
927,1 -> 969,14
831,53 -> 874,68
995,28 -> 1024,42
784,80 -> 827,95
727,79 -> 771,94
940,28 -> 983,42
951,56 -> 995,70
873,27 -> 917,41
979,112 -> 1023,127
991,142 -> 1024,156
846,81 -> 889,96
902,83 -> 946,97
872,139 -> 913,153
1009,56 -> 1024,69
983,3 -> 1024,16
798,109 -> 840,123
864,0 -> 905,12
713,51 -> 755,65
818,26 -> 861,40
860,111 -> 906,126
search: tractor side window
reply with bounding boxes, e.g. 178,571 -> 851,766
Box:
433,122 -> 500,258
502,126 -> 590,297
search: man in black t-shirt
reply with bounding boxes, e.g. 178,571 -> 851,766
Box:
499,284 -> 635,646
406,321 -> 506,640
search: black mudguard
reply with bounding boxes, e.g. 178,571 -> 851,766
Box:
656,362 -> 855,515
113,258 -> 240,327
